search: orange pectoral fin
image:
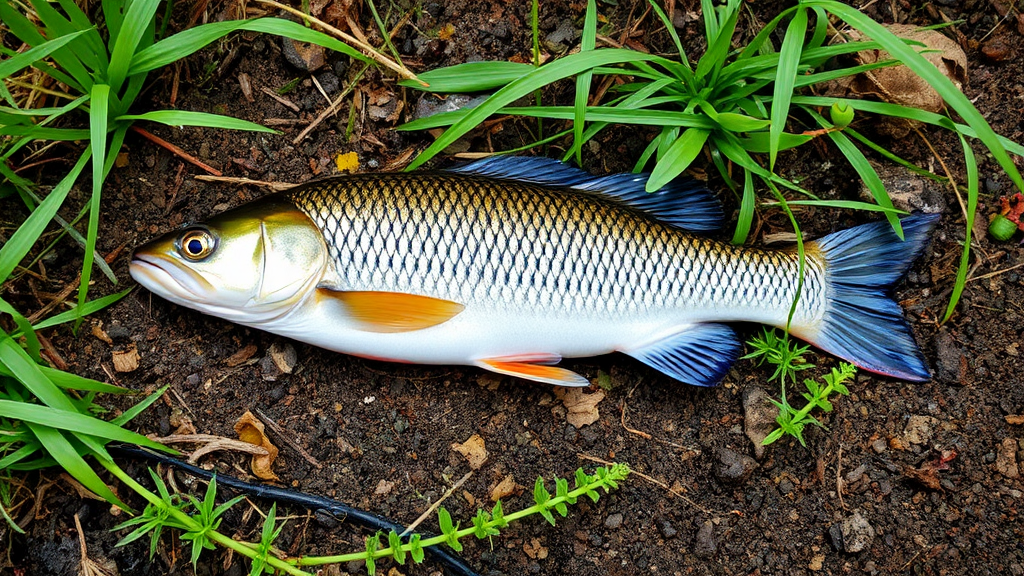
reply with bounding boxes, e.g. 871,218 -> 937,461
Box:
319,289 -> 465,333
478,358 -> 589,387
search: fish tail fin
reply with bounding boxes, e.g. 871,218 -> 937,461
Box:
798,213 -> 939,381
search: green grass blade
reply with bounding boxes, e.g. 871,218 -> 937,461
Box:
738,6 -> 798,59
106,0 -> 162,93
0,29 -> 90,79
0,126 -> 92,140
406,49 -> 658,170
701,0 -> 720,46
570,0 -> 599,165
731,168 -> 756,245
27,289 -> 133,333
942,135 -> 978,322
846,128 -> 946,181
806,108 -> 902,237
0,150 -> 91,282
117,111 -> 275,132
0,363 -> 127,394
696,0 -> 741,79
647,128 -> 710,191
0,401 -> 169,453
110,385 -> 170,427
26,423 -> 123,507
77,85 -> 110,327
770,6 -> 807,171
0,298 -> 40,362
808,7 -> 828,49
791,95 -> 1024,156
763,199 -> 906,213
739,131 -> 814,153
102,0 -> 126,43
634,128 -> 667,172
805,0 -> 1024,192
130,18 -> 370,76
648,0 -> 691,71
24,0 -> 103,74
0,337 -> 79,412
400,62 -> 535,92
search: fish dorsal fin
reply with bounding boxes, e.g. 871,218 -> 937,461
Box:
317,289 -> 465,333
447,156 -> 723,233
622,323 -> 740,387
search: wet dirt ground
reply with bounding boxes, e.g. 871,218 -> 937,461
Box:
2,0 -> 1023,574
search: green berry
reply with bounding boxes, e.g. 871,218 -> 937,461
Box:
830,102 -> 855,129
988,213 -> 1018,242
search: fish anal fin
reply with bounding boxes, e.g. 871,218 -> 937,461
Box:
319,289 -> 465,333
478,357 -> 589,387
623,324 -> 740,387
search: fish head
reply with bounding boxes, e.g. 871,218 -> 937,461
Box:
130,196 -> 328,323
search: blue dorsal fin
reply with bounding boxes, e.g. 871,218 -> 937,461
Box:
622,324 -> 740,387
447,156 -> 723,233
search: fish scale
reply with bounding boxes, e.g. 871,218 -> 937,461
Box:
286,173 -> 826,325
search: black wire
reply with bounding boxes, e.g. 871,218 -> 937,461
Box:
107,442 -> 479,576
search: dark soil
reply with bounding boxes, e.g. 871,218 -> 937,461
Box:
3,0 -> 1024,575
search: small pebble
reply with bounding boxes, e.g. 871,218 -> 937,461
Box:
872,439 -> 887,453
694,520 -> 716,557
604,513 -> 623,529
829,511 -> 876,553
656,517 -> 677,539
714,447 -> 758,485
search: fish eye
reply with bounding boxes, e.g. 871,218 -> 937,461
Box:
178,229 -> 216,261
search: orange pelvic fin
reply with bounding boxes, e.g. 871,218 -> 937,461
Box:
320,289 -> 465,333
477,357 -> 589,387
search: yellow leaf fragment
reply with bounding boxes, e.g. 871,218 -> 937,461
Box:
334,151 -> 359,173
234,410 -> 280,481
451,433 -> 488,470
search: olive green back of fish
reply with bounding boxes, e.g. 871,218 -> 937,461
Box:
286,173 -> 826,325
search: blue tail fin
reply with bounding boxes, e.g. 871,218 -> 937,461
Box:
806,214 -> 939,381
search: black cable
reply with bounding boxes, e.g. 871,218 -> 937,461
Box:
107,442 -> 479,576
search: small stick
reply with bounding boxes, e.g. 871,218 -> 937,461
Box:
130,125 -> 223,176
292,64 -> 368,144
254,408 -> 322,468
257,0 -> 426,86
194,175 -> 297,191
401,471 -> 473,536
261,86 -> 301,113
967,261 -> 1024,282
577,453 -> 712,515
25,243 -> 128,324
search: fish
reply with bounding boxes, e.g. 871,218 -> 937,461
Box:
130,156 -> 936,387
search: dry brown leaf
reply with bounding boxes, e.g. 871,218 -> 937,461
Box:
1006,415 -> 1024,425
234,410 -> 280,481
224,344 -> 258,367
490,474 -> 518,502
523,538 -> 549,560
112,344 -> 139,372
555,388 -> 606,428
91,321 -> 113,345
825,24 -> 967,137
374,479 -> 395,495
452,434 -> 488,470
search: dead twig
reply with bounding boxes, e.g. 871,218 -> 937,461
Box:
260,86 -> 301,113
150,434 -> 270,464
401,471 -> 472,536
257,0 -> 426,86
130,125 -> 223,176
193,175 -> 297,191
292,63 -> 369,145
254,408 -> 322,469
577,453 -> 712,515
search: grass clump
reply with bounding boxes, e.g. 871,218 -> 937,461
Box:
398,0 -> 1024,319
744,328 -> 856,447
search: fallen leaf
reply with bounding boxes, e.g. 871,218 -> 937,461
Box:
452,434 -> 488,470
224,344 -> 258,367
825,24 -> 967,136
91,321 -> 113,345
374,479 -> 395,495
523,538 -> 548,560
112,344 -> 140,372
462,490 -> 476,507
334,151 -> 359,173
1006,415 -> 1024,425
234,411 -> 280,481
490,474 -> 518,502
555,388 -> 605,428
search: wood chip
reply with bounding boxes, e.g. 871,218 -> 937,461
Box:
112,344 -> 139,372
1006,415 -> 1024,425
556,388 -> 605,428
224,344 -> 258,367
489,474 -> 517,502
452,434 -> 488,470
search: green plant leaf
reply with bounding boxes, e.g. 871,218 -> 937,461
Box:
27,423 -> 124,507
0,29 -> 90,79
942,134 -> 978,322
106,0 -> 161,93
731,169 -> 755,245
117,111 -> 276,132
130,19 -> 370,76
770,6 -> 807,171
405,49 -> 660,170
646,128 -> 710,191
570,0 -> 599,165
400,62 -> 535,92
0,400 -> 170,452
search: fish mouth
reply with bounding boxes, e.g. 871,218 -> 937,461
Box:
129,252 -> 216,303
